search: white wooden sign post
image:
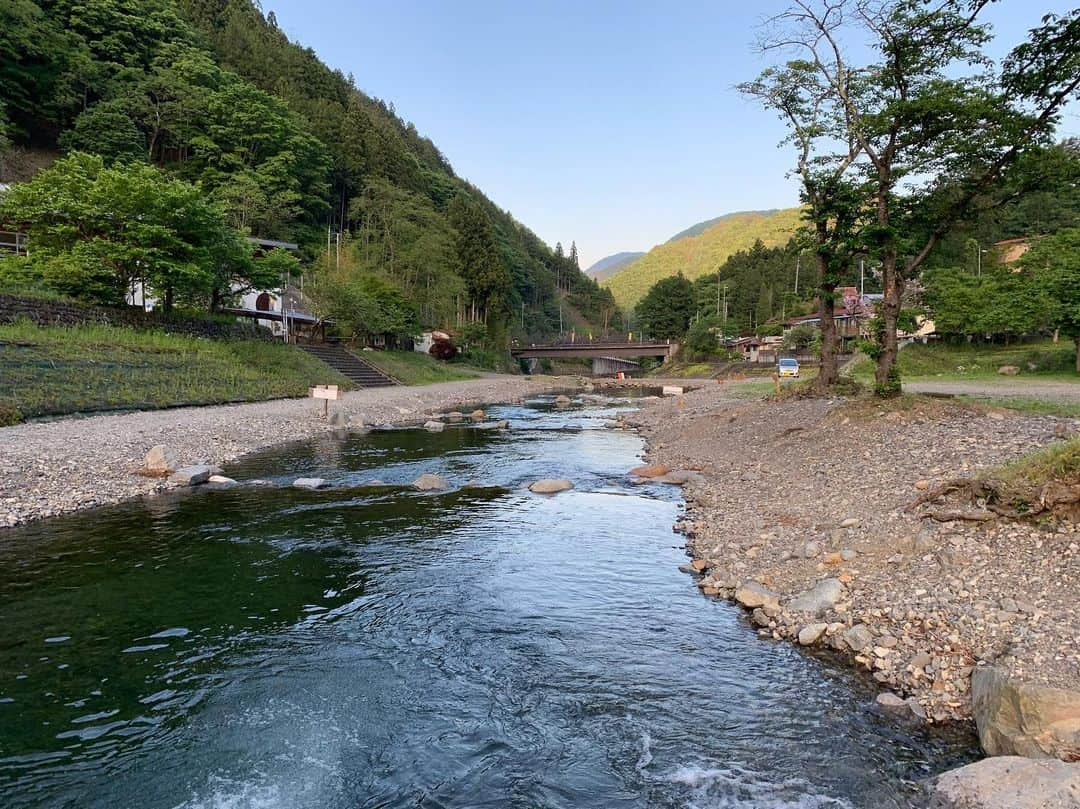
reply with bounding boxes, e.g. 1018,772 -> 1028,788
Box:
310,384 -> 340,419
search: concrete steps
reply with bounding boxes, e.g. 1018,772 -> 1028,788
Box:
300,344 -> 399,388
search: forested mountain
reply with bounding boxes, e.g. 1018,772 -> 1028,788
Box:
584,252 -> 646,281
0,0 -> 616,343
602,208 -> 802,309
664,210 -> 783,244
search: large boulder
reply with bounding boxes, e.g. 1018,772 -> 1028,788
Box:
145,445 -> 179,474
412,473 -> 449,491
929,756 -> 1080,809
971,664 -> 1080,760
167,465 -> 213,486
734,581 -> 779,610
787,578 -> 845,616
628,463 -> 670,479
292,477 -> 327,490
656,470 -> 705,486
842,623 -> 874,653
423,420 -> 446,432
470,409 -> 486,421
529,479 -> 574,494
997,365 -> 1021,376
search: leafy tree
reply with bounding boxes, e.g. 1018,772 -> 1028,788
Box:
635,273 -> 694,340
1022,229 -> 1080,371
685,313 -> 724,356
783,323 -> 819,353
747,1 -> 1080,395
0,152 -> 254,309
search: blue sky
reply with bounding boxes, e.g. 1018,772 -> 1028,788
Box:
267,1 -> 1080,269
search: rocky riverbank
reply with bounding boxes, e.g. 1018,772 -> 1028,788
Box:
0,375 -> 556,528
619,381 -> 1079,772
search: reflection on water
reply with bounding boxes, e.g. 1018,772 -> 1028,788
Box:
0,393 -> 976,808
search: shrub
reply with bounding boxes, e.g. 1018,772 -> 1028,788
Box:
429,338 -> 457,360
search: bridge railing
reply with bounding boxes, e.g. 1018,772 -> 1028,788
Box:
513,334 -> 671,349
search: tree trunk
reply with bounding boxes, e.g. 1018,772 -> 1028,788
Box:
816,257 -> 839,392
1075,336 -> 1080,374
874,253 -> 901,395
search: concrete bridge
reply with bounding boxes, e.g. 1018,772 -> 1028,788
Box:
511,339 -> 677,377
510,339 -> 679,361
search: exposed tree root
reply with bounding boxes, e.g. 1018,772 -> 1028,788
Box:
909,476 -> 1080,522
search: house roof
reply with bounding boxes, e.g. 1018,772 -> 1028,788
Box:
246,237 -> 299,251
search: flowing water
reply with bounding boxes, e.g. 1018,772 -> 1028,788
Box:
0,393 -> 976,808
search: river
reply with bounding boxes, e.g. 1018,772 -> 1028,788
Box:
0,392 -> 976,808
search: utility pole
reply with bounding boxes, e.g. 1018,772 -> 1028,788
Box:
859,259 -> 865,298
794,253 -> 800,295
716,274 -> 721,316
722,283 -> 728,336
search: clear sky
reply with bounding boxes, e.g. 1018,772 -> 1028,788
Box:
267,1 -> 1079,269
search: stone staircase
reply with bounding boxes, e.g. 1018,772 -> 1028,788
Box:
300,344 -> 399,388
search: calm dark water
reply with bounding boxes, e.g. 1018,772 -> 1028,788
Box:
0,393 -> 976,808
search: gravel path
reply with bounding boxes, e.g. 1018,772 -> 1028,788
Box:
0,375 -> 556,528
906,378 -> 1080,403
626,384 -> 1079,729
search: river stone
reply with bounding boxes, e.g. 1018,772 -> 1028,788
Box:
207,475 -> 237,486
629,463 -> 670,478
292,477 -> 327,490
929,756 -> 1080,809
971,664 -> 1080,759
787,578 -> 844,616
479,420 -> 510,430
842,623 -> 874,653
423,420 -> 445,432
656,470 -> 703,486
554,395 -> 572,406
997,365 -> 1021,376
876,692 -> 908,711
145,445 -> 180,474
470,409 -> 486,421
798,623 -> 827,645
447,411 -> 465,422
734,581 -> 779,610
412,474 -> 449,491
168,465 -> 213,486
529,479 -> 574,494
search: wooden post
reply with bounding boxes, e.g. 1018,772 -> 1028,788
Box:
310,384 -> 340,419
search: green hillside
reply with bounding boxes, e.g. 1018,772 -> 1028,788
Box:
0,0 -> 616,343
603,208 -> 803,309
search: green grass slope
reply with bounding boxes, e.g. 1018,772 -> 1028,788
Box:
603,208 -> 803,309
0,322 -> 352,423
363,351 -> 478,386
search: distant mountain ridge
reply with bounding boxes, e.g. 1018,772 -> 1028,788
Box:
665,210 -> 782,244
585,251 -> 647,281
602,207 -> 802,309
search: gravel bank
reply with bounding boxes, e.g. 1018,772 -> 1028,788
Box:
0,375 -> 556,528
623,383 -> 1079,738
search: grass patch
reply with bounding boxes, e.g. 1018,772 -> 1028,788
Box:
362,350 -> 478,386
988,435 -> 1080,493
954,394 -> 1080,419
851,340 -> 1076,381
0,320 -> 352,421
